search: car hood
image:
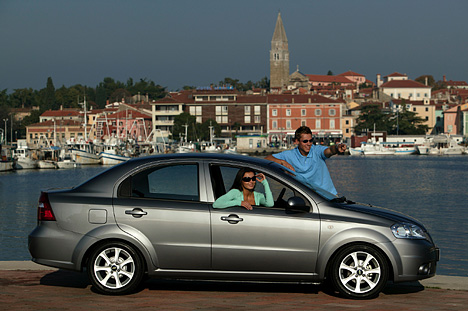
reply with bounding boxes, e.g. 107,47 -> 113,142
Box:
333,200 -> 426,229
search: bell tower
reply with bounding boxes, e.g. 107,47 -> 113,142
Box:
270,12 -> 290,89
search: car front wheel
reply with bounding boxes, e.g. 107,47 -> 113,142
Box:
87,241 -> 145,295
330,244 -> 388,299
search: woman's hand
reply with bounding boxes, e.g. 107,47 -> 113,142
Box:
241,201 -> 253,210
256,173 -> 265,182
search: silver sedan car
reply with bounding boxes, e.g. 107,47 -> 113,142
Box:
28,154 -> 439,299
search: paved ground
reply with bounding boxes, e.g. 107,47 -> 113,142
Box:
1,262 -> 467,310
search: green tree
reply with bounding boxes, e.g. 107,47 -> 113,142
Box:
389,103 -> 429,135
415,75 -> 435,87
44,77 -> 56,110
171,112 -> 197,141
353,104 -> 391,134
197,119 -> 221,141
327,70 -> 334,75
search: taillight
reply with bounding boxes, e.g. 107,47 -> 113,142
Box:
38,192 -> 56,221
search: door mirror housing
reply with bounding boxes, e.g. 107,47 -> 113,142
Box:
286,197 -> 310,213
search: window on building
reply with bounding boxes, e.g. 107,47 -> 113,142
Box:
301,120 -> 306,126
329,109 -> 336,116
254,106 -> 261,115
272,121 -> 277,129
425,116 -> 429,121
417,93 -> 420,97
413,108 -> 417,112
345,120 -> 349,125
272,109 -> 277,116
244,115 -> 251,123
254,115 -> 261,123
244,106 -> 251,115
425,107 -> 429,112
301,109 -> 306,116
346,129 -> 349,133
286,120 -> 291,129
424,93 -> 428,97
286,109 -> 291,116
316,119 -> 321,129
315,109 -> 322,116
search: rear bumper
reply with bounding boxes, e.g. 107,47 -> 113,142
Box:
28,222 -> 83,271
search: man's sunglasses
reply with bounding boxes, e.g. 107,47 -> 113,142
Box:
242,176 -> 257,182
301,139 -> 313,144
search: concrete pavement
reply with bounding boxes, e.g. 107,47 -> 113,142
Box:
1,261 -> 467,310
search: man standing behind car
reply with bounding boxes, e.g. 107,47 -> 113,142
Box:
265,126 -> 346,198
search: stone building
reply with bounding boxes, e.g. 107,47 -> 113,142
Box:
270,12 -> 289,89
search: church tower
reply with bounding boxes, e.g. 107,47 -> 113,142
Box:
270,12 -> 290,89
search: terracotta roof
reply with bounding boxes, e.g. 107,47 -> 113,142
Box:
267,94 -> 341,104
337,70 -> 365,77
385,72 -> 407,77
380,80 -> 430,88
40,110 -> 81,117
306,74 -> 353,84
446,80 -> 468,87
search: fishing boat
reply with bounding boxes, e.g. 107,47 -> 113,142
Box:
13,139 -> 38,169
99,137 -> 132,165
384,142 -> 417,155
56,148 -> 80,169
0,147 -> 15,172
68,138 -> 101,165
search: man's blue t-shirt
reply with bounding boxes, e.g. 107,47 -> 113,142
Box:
273,145 -> 337,198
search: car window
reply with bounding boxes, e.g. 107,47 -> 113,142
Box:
210,164 -> 310,210
121,164 -> 199,201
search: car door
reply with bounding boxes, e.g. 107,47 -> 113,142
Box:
209,164 -> 320,273
113,161 -> 211,269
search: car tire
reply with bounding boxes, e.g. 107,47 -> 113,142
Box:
87,241 -> 145,295
330,244 -> 388,299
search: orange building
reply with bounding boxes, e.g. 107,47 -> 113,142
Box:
267,94 -> 344,145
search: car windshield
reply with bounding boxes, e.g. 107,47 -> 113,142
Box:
277,165 -> 338,201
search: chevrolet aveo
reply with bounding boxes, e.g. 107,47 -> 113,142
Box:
28,154 -> 439,299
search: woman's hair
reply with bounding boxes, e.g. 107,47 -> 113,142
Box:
230,167 -> 256,192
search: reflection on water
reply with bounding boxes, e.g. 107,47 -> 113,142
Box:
1,156 -> 467,277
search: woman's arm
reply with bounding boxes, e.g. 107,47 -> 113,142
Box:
257,179 -> 274,207
212,189 -> 242,209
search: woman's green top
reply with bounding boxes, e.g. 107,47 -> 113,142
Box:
212,179 -> 274,208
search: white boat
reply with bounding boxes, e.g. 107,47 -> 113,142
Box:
68,138 -> 101,165
99,137 -> 132,165
176,142 -> 198,153
361,140 -> 395,155
201,142 -> 222,153
384,142 -> 417,155
13,140 -> 38,169
428,134 -> 465,155
349,147 -> 363,155
1,147 -> 15,171
37,146 -> 60,169
56,149 -> 80,169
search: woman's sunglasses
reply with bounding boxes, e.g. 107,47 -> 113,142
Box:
242,176 -> 257,182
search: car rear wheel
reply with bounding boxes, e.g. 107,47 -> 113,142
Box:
87,241 -> 145,295
330,244 -> 388,299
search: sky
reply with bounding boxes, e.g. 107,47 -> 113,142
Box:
1,0 -> 467,93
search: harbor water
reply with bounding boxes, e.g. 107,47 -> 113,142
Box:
1,155 -> 467,277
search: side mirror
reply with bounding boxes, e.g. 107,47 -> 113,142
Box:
286,196 -> 310,213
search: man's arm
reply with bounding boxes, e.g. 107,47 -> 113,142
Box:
265,155 -> 295,171
324,143 -> 347,158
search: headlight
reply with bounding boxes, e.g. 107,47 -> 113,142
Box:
391,223 -> 428,240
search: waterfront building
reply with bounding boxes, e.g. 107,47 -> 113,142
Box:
26,119 -> 87,146
267,94 -> 344,144
378,72 -> 432,101
151,91 -> 188,139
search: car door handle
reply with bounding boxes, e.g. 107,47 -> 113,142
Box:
125,208 -> 147,218
221,214 -> 243,224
